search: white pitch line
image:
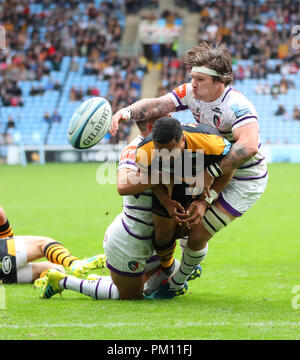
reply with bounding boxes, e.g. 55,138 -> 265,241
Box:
0,321 -> 299,329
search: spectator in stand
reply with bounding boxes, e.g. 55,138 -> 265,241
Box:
52,110 -> 62,123
43,111 -> 52,124
255,82 -> 265,95
279,78 -> 288,94
5,115 -> 15,134
271,83 -> 280,99
274,104 -> 287,116
293,106 -> 300,121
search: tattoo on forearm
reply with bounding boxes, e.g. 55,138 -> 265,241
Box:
129,97 -> 174,121
219,143 -> 251,173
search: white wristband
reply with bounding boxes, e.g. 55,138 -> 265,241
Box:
204,189 -> 218,205
120,107 -> 132,122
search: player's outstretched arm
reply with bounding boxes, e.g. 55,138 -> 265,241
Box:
110,95 -> 176,136
117,168 -> 158,195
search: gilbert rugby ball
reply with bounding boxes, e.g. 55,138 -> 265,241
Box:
68,97 -> 112,149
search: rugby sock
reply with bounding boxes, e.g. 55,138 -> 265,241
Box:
0,219 -> 14,238
59,276 -> 119,300
44,242 -> 79,268
179,237 -> 188,255
39,270 -> 48,279
153,238 -> 176,276
170,244 -> 208,290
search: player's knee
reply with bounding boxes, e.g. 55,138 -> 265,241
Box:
154,227 -> 174,245
40,237 -> 58,252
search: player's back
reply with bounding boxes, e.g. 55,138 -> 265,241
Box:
118,136 -> 153,239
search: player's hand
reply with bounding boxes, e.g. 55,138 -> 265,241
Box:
202,169 -> 214,198
180,200 -> 208,229
164,200 -> 186,226
110,108 -> 130,136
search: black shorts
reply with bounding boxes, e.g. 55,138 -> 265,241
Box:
0,237 -> 17,284
152,183 -> 201,218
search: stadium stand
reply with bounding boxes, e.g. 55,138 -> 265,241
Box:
0,0 -> 300,164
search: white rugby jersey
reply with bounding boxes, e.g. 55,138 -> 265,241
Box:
168,83 -> 267,179
118,135 -> 153,240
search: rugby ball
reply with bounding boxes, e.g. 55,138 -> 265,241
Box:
67,97 -> 112,149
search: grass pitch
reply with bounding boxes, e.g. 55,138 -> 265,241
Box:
0,162 -> 299,340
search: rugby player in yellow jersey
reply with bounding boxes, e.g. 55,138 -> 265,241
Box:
0,206 -> 105,284
34,117 -> 231,301
136,117 -> 234,298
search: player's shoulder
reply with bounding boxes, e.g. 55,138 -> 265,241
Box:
119,135 -> 144,162
226,88 -> 256,108
136,133 -> 153,149
171,83 -> 192,99
182,123 -> 221,136
225,87 -> 257,118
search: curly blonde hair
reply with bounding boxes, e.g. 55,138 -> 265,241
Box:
184,42 -> 233,86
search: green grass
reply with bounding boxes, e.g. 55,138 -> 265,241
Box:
0,163 -> 299,340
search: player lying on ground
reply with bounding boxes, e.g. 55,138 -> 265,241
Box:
0,206 -> 105,283
111,42 -> 268,299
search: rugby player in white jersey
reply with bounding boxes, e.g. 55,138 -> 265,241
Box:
110,42 -> 268,299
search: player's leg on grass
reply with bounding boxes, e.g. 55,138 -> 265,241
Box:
0,206 -> 14,238
37,268 -> 141,300
17,261 -> 65,283
36,256 -> 162,300
18,235 -> 104,276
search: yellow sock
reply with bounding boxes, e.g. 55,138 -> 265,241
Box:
44,242 -> 79,268
154,239 -> 176,275
0,220 -> 14,239
39,270 -> 49,279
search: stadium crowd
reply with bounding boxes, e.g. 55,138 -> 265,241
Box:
157,0 -> 300,105
1,0 -> 300,146
0,0 -> 152,144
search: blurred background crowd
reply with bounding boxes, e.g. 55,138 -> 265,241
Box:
0,0 -> 300,152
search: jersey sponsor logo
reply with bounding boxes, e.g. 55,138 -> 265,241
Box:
213,115 -> 221,127
212,107 -> 222,115
1,256 -> 12,274
174,84 -> 187,98
128,261 -> 139,271
120,146 -> 137,162
230,103 -> 252,119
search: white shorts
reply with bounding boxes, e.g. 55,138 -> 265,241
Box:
103,214 -> 158,277
219,173 -> 268,216
14,236 -> 33,283
0,236 -> 33,283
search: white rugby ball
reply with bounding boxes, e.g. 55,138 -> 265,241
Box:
67,97 -> 112,149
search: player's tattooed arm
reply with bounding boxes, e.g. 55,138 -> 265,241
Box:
219,122 -> 259,174
128,95 -> 176,121
218,142 -> 249,173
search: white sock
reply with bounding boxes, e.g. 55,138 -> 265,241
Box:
179,237 -> 188,255
59,276 -> 119,300
170,244 -> 208,290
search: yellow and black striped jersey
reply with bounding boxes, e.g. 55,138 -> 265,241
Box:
136,123 -> 231,176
